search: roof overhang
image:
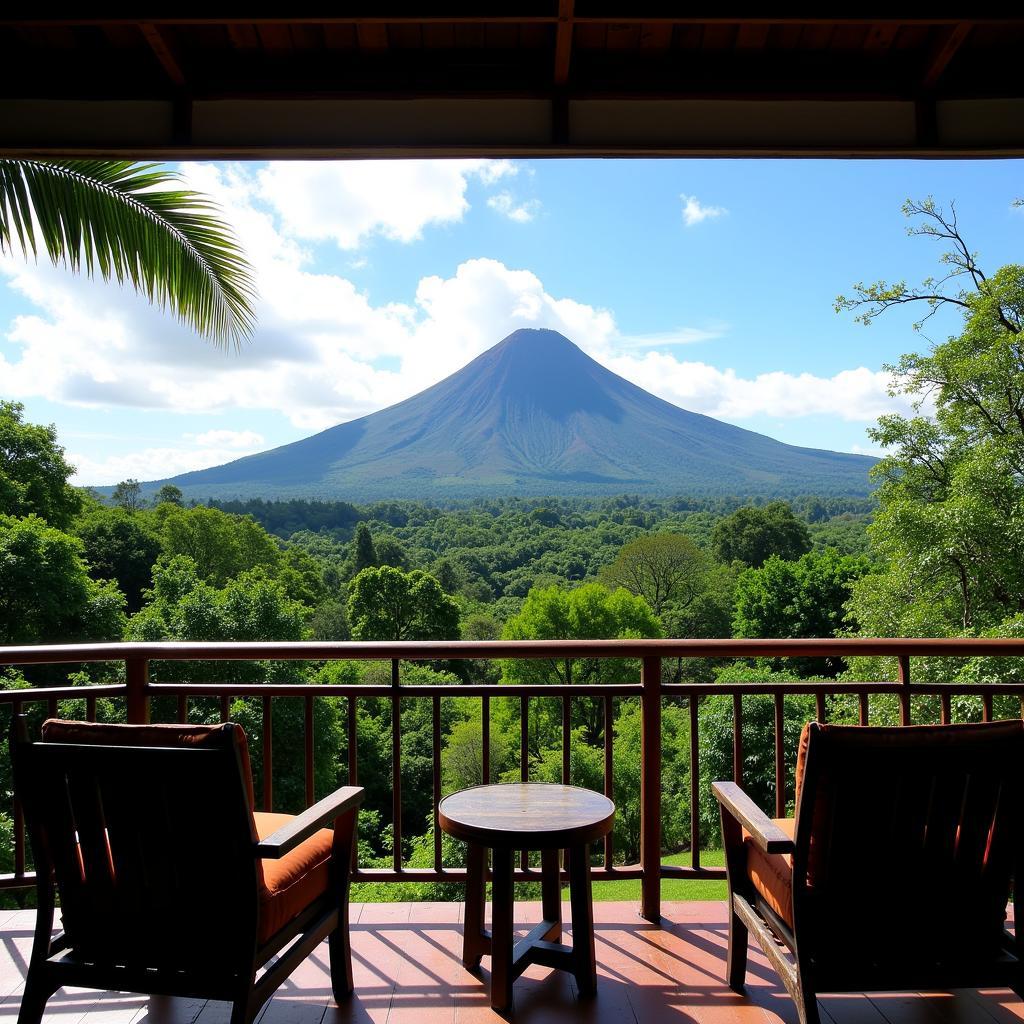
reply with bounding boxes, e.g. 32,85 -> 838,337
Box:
2,12 -> 1023,158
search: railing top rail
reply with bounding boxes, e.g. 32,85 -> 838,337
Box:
4,637 -> 1024,666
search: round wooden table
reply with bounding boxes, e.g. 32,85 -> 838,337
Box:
438,783 -> 615,1011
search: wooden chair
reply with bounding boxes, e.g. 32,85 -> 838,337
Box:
11,717 -> 364,1024
714,720 -> 1024,1024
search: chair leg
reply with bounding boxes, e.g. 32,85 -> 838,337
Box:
794,973 -> 821,1024
725,895 -> 748,993
17,970 -> 53,1024
329,907 -> 354,1001
229,989 -> 258,1024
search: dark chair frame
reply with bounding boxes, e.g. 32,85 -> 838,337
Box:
11,717 -> 363,1024
714,720 -> 1024,1024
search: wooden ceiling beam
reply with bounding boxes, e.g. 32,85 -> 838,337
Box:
553,0 -> 574,87
921,22 -> 972,89
138,23 -> 187,87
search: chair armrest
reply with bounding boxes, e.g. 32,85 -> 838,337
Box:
256,786 -> 364,859
712,781 -> 793,855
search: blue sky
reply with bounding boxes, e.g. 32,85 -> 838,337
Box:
0,158 -> 1020,486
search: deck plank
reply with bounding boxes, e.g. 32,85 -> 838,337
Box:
0,904 -> 1016,1024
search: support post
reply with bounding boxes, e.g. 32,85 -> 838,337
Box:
640,655 -> 661,922
125,656 -> 149,724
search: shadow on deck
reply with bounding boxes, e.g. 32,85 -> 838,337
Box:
0,902 -> 1019,1024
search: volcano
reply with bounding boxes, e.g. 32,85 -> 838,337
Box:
156,329 -> 875,499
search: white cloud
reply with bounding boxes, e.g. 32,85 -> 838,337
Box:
681,194 -> 727,227
188,429 -> 265,449
604,352 -> 914,423
487,191 -> 541,223
257,159 -> 516,249
69,440 -> 266,486
615,325 -> 727,348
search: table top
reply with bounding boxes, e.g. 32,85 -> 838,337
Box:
438,783 -> 615,848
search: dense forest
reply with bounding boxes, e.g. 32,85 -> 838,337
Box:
1,198 -> 1022,900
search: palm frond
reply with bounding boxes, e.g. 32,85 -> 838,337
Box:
0,159 -> 257,348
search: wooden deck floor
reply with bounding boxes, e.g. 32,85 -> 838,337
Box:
0,902 -> 1020,1024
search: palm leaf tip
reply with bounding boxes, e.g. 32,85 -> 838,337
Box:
0,158 -> 258,348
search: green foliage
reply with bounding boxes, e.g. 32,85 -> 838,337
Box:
599,532 -> 710,616
159,505 -> 281,587
154,483 -> 184,506
112,478 -> 144,512
348,566 -> 460,641
501,583 -> 662,688
711,501 -> 812,567
0,159 -> 256,346
353,522 -> 377,574
0,514 -> 125,645
733,548 -> 871,676
840,200 -> 1024,639
74,505 -> 162,612
0,401 -> 80,528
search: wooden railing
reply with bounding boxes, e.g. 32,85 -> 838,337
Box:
2,638 -> 1024,922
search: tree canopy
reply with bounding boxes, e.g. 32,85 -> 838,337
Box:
0,401 -> 80,528
710,501 -> 812,567
839,199 -> 1024,637
348,566 -> 460,642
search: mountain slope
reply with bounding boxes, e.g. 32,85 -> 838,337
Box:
156,329 -> 876,499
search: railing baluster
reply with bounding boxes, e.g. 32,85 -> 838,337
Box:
562,694 -> 571,785
482,694 -> 490,785
689,696 -> 700,871
732,692 -> 743,787
982,692 -> 993,722
603,695 -> 613,869
262,695 -> 273,811
86,695 -> 96,722
941,692 -> 952,725
640,656 -> 662,922
898,654 -> 912,725
304,694 -> 314,806
815,691 -> 826,723
859,692 -> 869,725
47,697 -> 57,719
520,696 -> 528,872
220,695 -> 230,723
12,698 -> 24,879
177,694 -> 187,724
391,659 -> 401,873
774,693 -> 785,818
433,695 -> 442,873
348,694 -> 358,873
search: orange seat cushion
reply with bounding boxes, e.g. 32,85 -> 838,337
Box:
744,816 -> 795,929
254,811 -> 334,945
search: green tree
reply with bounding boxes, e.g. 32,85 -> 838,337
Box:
0,401 -> 80,528
348,566 -> 460,641
160,505 -> 280,586
112,478 -> 144,513
74,505 -> 163,613
154,483 -> 184,506
711,501 -> 812,567
838,199 -> 1024,637
0,160 -> 256,346
598,532 -> 709,616
352,523 -> 377,574
733,548 -> 871,676
0,514 -> 125,645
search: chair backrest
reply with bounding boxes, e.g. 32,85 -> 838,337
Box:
14,720 -> 260,971
793,720 -> 1024,978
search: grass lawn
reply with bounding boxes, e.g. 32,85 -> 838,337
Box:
586,849 -> 726,902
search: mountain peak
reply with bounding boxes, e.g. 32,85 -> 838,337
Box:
156,330 -> 876,500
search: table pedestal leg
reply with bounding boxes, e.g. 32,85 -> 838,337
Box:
490,846 -> 514,1010
541,847 -> 562,942
463,842 -> 488,969
568,843 -> 597,997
